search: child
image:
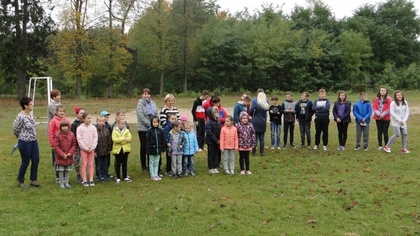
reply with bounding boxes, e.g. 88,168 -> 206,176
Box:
312,89 -> 330,150
384,90 -> 410,153
163,113 -> 178,176
112,110 -> 130,129
76,112 -> 98,187
47,89 -> 62,129
191,90 -> 210,151
219,116 -> 238,175
372,87 -> 392,150
269,96 -> 282,150
332,91 -> 352,151
53,121 -> 77,189
282,92 -> 296,148
180,114 -> 189,130
146,116 -> 166,181
100,111 -> 113,179
168,121 -> 186,178
353,92 -> 372,151
236,111 -> 256,175
205,106 -> 222,174
95,116 -> 112,181
71,107 -> 84,183
48,105 -> 71,183
296,92 -> 313,148
182,121 -> 199,176
233,95 -> 251,124
112,118 -> 132,183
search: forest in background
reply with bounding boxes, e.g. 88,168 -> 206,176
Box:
0,0 -> 419,98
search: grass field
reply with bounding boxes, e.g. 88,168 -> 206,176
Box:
0,92 -> 419,235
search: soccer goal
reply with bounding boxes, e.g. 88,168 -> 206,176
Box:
27,77 -> 53,124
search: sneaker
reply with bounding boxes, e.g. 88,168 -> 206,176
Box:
198,149 -> 203,152
89,181 -> 95,186
230,170 -> 234,175
354,147 -> 361,151
337,146 -> 341,151
151,176 -> 159,181
225,170 -> 231,175
124,177 -> 132,182
214,169 -> 219,174
82,181 -> 89,187
341,146 -> 346,151
157,176 -> 162,180
17,182 -> 27,188
383,146 -> 391,153
209,169 -> 215,174
313,145 -> 318,150
277,147 -> 281,150
283,145 -> 287,149
290,144 -> 295,148
166,171 -> 173,176
364,147 -> 368,151
271,147 -> 274,150
246,170 -> 252,175
190,171 -> 195,176
60,184 -> 65,189
240,170 -> 245,175
323,146 -> 327,151
30,181 -> 41,188
65,184 -> 72,189
56,178 -> 60,184
377,146 -> 383,151
401,149 -> 410,153
76,175 -> 82,183
184,172 -> 189,176
116,179 -> 121,183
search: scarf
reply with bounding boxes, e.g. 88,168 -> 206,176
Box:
145,99 -> 154,116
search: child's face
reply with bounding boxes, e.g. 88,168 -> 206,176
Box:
319,92 -> 326,99
211,102 -> 220,107
339,93 -> 346,101
83,115 -> 92,125
380,88 -> 387,96
173,125 -> 181,132
241,116 -> 248,124
77,109 -> 85,119
53,94 -> 61,102
271,99 -> 278,105
103,115 -> 109,122
97,117 -> 104,127
169,116 -> 177,123
152,119 -> 159,128
243,100 -> 250,106
301,93 -> 307,101
117,113 -> 126,120
184,125 -> 192,133
117,120 -> 125,129
225,119 -> 232,126
395,92 -> 403,101
360,94 -> 368,101
286,94 -> 292,101
57,108 -> 65,118
60,125 -> 69,132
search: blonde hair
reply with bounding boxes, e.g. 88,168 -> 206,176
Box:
164,94 -> 175,103
257,92 -> 270,110
184,121 -> 193,129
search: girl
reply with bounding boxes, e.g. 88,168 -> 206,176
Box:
76,112 -> 98,187
219,116 -> 238,174
384,91 -> 410,153
13,97 -> 40,188
48,105 -> 71,183
236,111 -> 256,175
146,116 -> 165,181
205,106 -> 221,174
332,91 -> 352,150
112,118 -> 132,183
182,121 -> 199,176
54,121 -> 77,189
372,86 -> 392,150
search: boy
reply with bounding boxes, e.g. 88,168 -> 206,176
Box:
282,92 -> 296,148
312,89 -> 330,150
191,90 -> 210,151
353,92 -> 372,151
168,121 -> 186,178
233,95 -> 251,124
268,96 -> 282,149
205,106 -> 222,174
95,116 -> 112,181
163,113 -> 178,176
296,92 -> 313,148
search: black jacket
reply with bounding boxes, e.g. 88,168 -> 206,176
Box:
333,101 -> 352,123
146,127 -> 166,155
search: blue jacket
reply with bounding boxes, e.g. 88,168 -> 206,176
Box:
353,100 -> 372,124
182,130 -> 199,155
312,98 -> 330,120
233,101 -> 247,124
249,102 -> 269,133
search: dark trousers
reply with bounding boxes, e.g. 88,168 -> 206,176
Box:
138,131 -> 149,170
114,150 -> 128,179
51,149 -> 58,179
165,151 -> 172,173
96,155 -> 109,180
315,118 -> 329,146
252,132 -> 265,155
283,122 -> 295,145
376,120 -> 390,147
207,144 -> 219,169
298,119 -> 311,146
196,119 -> 206,149
17,140 -> 39,182
337,122 -> 349,147
239,151 -> 250,171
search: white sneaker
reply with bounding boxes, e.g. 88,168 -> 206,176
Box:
209,169 -> 214,174
230,170 -> 234,175
116,179 -> 121,183
313,145 -> 318,150
246,170 -> 252,175
323,146 -> 327,151
377,146 -> 383,151
271,147 -> 274,150
225,170 -> 231,175
214,169 -> 219,174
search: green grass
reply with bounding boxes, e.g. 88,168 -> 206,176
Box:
0,94 -> 419,235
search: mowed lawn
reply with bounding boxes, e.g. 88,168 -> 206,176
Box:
0,92 -> 419,235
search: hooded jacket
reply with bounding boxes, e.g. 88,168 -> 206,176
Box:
236,111 -> 256,150
312,98 -> 330,120
205,106 -> 221,145
137,98 -> 158,132
95,125 -> 112,157
220,125 -> 238,150
48,116 -> 71,147
146,119 -> 166,155
353,99 -> 372,124
54,130 -> 77,166
296,99 -> 313,122
182,130 -> 199,155
112,126 -> 132,154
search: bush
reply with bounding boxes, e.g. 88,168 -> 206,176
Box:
352,84 -> 367,93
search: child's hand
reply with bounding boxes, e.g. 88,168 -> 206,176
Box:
167,143 -> 172,148
179,145 -> 183,149
220,149 -> 224,152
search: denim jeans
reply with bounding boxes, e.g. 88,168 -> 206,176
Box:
183,155 -> 195,173
96,155 -> 109,180
252,132 -> 265,155
149,154 -> 160,177
17,140 -> 39,182
270,122 -> 280,148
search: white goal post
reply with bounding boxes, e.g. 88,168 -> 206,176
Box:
27,77 -> 53,123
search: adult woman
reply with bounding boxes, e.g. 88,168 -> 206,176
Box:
372,86 -> 392,150
136,88 -> 158,172
249,92 -> 270,156
13,97 -> 41,188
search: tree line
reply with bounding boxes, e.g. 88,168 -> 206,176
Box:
1,0 -> 419,98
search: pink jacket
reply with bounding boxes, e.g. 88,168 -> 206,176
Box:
76,124 -> 98,151
48,116 -> 71,147
219,126 -> 238,150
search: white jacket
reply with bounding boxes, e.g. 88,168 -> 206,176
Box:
390,101 -> 409,128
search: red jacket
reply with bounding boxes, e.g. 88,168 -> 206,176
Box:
203,99 -> 228,124
372,96 -> 392,121
220,125 -> 238,150
48,116 -> 71,147
54,131 -> 77,166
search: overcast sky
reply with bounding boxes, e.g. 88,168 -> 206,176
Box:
216,0 -> 420,19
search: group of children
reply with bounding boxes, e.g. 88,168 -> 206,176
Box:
266,88 -> 410,153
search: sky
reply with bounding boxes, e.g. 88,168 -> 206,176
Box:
216,0 -> 420,19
